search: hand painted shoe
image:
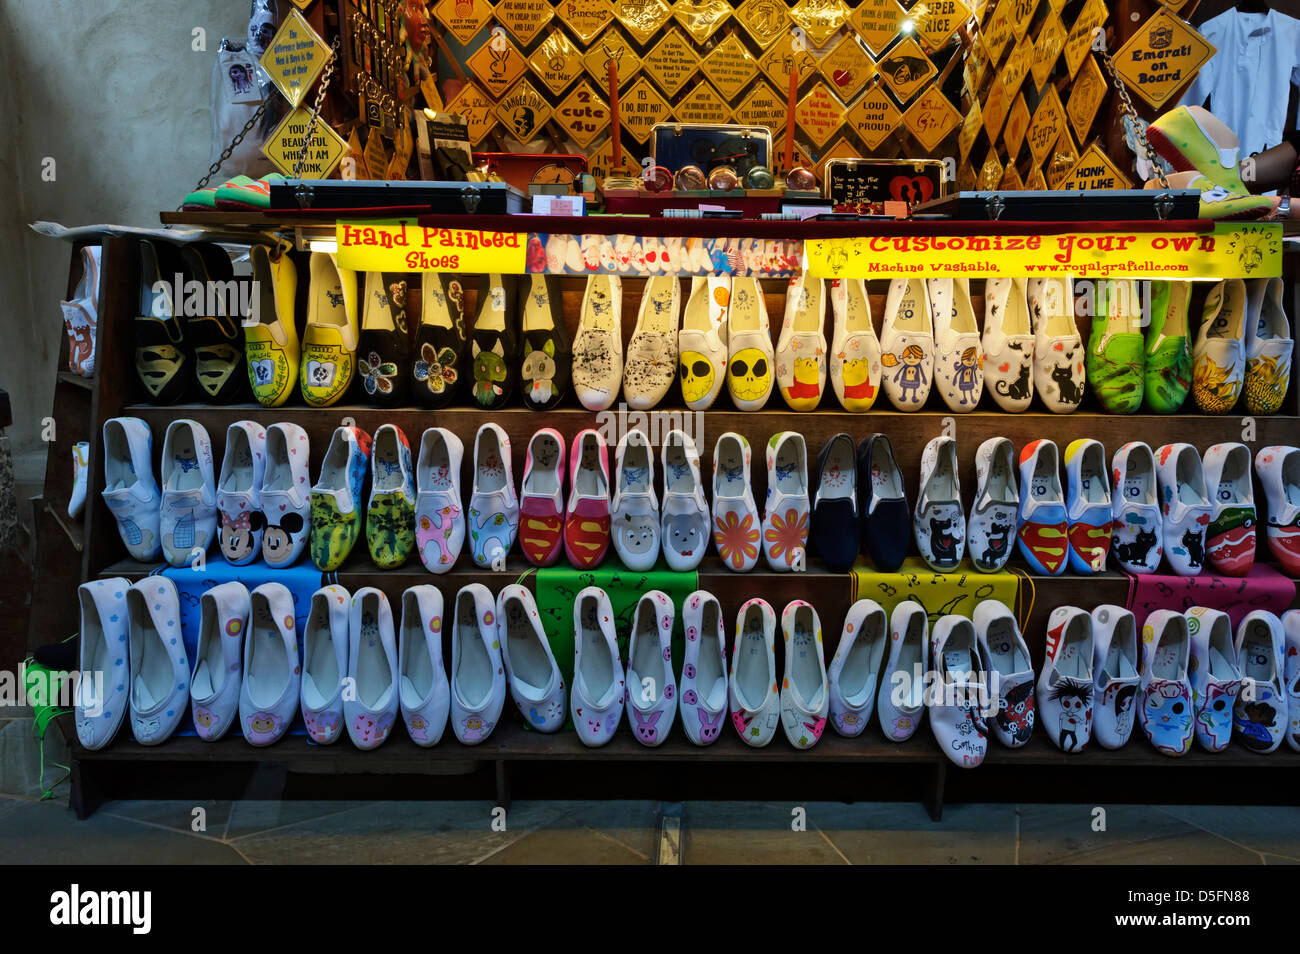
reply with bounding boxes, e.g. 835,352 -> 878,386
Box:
929,615 -> 990,767
811,433 -> 858,571
134,240 -> 189,404
214,173 -> 284,209
1087,279 -> 1144,414
69,442 -> 89,520
1145,169 -> 1275,219
829,277 -> 882,411
496,585 -> 565,733
878,600 -> 929,742
397,585 -> 449,747
611,430 -> 659,571
661,429 -> 709,571
239,583 -> 299,747
827,599 -> 887,738
730,598 -> 780,747
1155,442 -> 1212,576
1110,442 -> 1163,574
1202,442 -> 1256,576
215,421 -> 266,566
762,431 -> 810,572
1244,277 -> 1292,415
779,600 -> 829,749
1193,279 -> 1247,414
929,277 -> 983,412
189,581 -> 250,742
449,584 -> 506,745
1283,610 -> 1300,752
1028,277 -> 1084,413
726,277 -> 775,410
519,428 -> 565,568
300,584 -> 350,745
626,590 -> 678,747
564,429 -> 610,568
572,274 -> 623,411
1146,105 -> 1253,194
62,244 -> 100,378
1144,280 -> 1192,413
102,417 -> 162,561
968,437 -> 1019,573
775,274 -> 826,411
1017,439 -> 1068,575
467,272 -> 517,408
299,251 -> 358,407
181,243 -> 248,403
570,586 -> 625,746
1186,606 -> 1241,752
624,276 -> 680,410
259,423 -> 311,568
244,245 -> 298,407
1139,609 -> 1195,757
983,277 -> 1034,412
413,273 -> 468,409
356,271 -> 413,407
310,426 -> 372,571
680,590 -> 728,746
344,587 -> 399,750
1257,445 -> 1300,576
469,423 -> 520,569
858,434 -> 909,571
160,419 -> 217,567
365,424 -> 416,569
1234,610 -> 1287,753
415,427 -> 465,574
713,432 -> 760,572
915,436 -> 965,572
182,174 -> 253,210
678,277 -> 730,410
126,577 -> 189,745
974,600 -> 1034,748
1091,605 -> 1141,750
75,579 -> 131,750
1064,438 -> 1112,574
1038,606 -> 1094,752
879,278 -> 934,411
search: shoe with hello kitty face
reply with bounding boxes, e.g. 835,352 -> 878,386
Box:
779,600 -> 829,750
239,582 -> 300,747
190,582 -> 250,742
680,590 -> 728,746
450,584 -> 506,746
75,578 -> 131,751
498,585 -> 565,733
345,587 -> 400,750
877,601 -> 929,742
127,577 -> 189,746
730,598 -> 779,747
625,591 -> 677,747
300,584 -> 350,745
399,585 -> 449,747
572,587 -> 625,747
1138,609 -> 1194,757
660,430 -> 709,572
1038,606 -> 1094,753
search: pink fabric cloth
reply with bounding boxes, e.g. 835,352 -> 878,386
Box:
1126,564 -> 1297,627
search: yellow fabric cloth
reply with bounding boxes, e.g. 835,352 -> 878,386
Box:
850,556 -> 1024,625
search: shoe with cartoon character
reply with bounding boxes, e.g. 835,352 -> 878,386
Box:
244,245 -> 298,407
571,587 -> 625,747
1186,606 -> 1241,753
712,432 -> 760,573
365,424 -> 416,569
678,277 -> 730,411
189,581 -> 249,742
680,590 -> 728,746
102,417 -> 162,562
519,428 -> 565,568
726,277 -> 775,411
415,427 -> 465,574
216,420 -> 266,567
1038,606 -> 1094,753
300,584 -> 350,745
1138,609 -> 1194,757
1282,609 -> 1300,752
624,276 -> 680,410
915,436 -> 965,572
730,598 -> 779,747
929,615 -> 990,768
1017,439 -> 1068,575
929,277 -> 983,412
762,431 -> 810,572
968,437 -> 1018,573
1243,277 -> 1291,415
239,582 -> 300,747
357,271 -> 414,408
1090,605 -> 1141,750
398,585 -> 449,747
300,251 -> 358,407
449,583 -> 506,746
134,240 -> 190,405
1193,279 -> 1247,414
625,590 -> 678,747
1110,442 -> 1163,574
1028,277 -> 1084,413
827,599 -> 887,738
661,430 -> 709,572
1234,610 -> 1287,753
983,277 -> 1034,412
1155,442 -> 1212,576
877,601 -> 929,742
345,587 -> 399,750
1064,438 -> 1113,574
160,419 -> 217,567
975,600 -> 1034,748
468,423 -> 519,569
518,273 -> 569,411
126,577 -> 189,746
1202,442 -> 1256,576
775,274 -> 826,411
572,274 -> 623,411
563,429 -> 610,568
611,429 -> 659,571
497,585 -> 566,733
310,426 -> 372,571
75,578 -> 131,751
1256,445 -> 1300,577
259,423 -> 310,568
829,277 -> 882,411
779,600 -> 829,749
879,278 -> 934,411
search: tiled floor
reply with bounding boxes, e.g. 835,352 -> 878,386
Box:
4,711 -> 1299,864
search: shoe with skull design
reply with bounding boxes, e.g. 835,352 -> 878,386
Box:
678,277 -> 730,411
726,277 -> 774,411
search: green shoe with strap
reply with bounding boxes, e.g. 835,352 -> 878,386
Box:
1144,280 -> 1192,413
1086,279 -> 1144,414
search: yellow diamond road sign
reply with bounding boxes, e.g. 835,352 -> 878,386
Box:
583,28 -> 642,89
262,106 -> 348,177
261,9 -> 330,108
467,33 -> 529,99
673,0 -> 734,44
851,0 -> 908,56
1060,142 -> 1134,190
554,80 -> 611,147
703,33 -> 760,100
903,85 -> 961,151
820,35 -> 877,102
790,0 -> 851,47
619,77 -> 672,142
1026,82 -> 1067,167
794,82 -> 847,148
1113,8 -> 1215,109
496,0 -> 556,46
877,36 -> 935,103
914,0 -> 972,50
559,0 -> 613,44
529,31 -> 585,97
736,0 -> 790,48
846,83 -> 903,149
733,79 -> 788,138
446,83 -> 498,145
1066,53 -> 1108,140
433,0 -> 494,46
676,80 -> 733,124
644,29 -> 701,97
495,79 -> 553,143
614,0 -> 674,45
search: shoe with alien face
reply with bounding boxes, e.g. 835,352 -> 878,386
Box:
1186,606 -> 1241,753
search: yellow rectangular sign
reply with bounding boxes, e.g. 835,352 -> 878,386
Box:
806,223 -> 1282,279
335,220 -> 527,273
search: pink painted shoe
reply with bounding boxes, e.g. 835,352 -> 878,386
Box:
564,429 -> 611,568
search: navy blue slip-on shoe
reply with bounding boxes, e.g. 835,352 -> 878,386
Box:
857,434 -> 910,572
812,433 -> 859,571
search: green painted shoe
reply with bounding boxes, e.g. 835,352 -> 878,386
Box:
183,175 -> 253,210
366,492 -> 416,568
1144,280 -> 1192,413
1086,279 -> 1144,414
311,493 -> 362,571
1146,106 -> 1248,194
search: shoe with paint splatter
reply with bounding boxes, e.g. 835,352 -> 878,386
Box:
1144,280 -> 1192,413
1086,279 -> 1144,414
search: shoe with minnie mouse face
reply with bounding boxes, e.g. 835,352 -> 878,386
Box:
310,426 -> 372,572
216,420 -> 266,566
625,591 -> 677,747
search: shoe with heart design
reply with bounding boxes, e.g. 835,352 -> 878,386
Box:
877,600 -> 929,742
450,583 -> 507,745
398,585 -> 449,747
345,587 -> 400,750
572,274 -> 623,411
975,600 -> 1035,748
1144,280 -> 1193,413
880,278 -> 934,411
300,584 -> 350,745
827,599 -> 887,738
415,427 -> 465,573
915,436 -> 965,572
1201,442 -> 1256,576
519,428 -> 565,568
160,419 -> 217,567
134,240 -> 190,404
928,277 -> 983,412
776,274 -> 826,411
1256,444 -> 1300,576
310,426 -> 372,572
730,598 -> 779,747
498,585 -> 566,733
1090,604 -> 1141,750
624,276 -> 680,410
469,423 -> 520,569
678,277 -> 730,410
181,243 -> 248,403
217,421 -> 266,566
413,273 -> 468,409
1064,438 -> 1112,574
968,437 -> 1018,573
661,429 -> 709,571
571,587 -> 625,746
779,600 -> 829,749
1244,277 -> 1292,415
1028,277 -> 1084,413
190,581 -> 250,742
260,423 -> 310,568
357,271 -> 413,408
625,591 -> 677,747
126,576 -> 189,745
564,429 -> 610,569
983,277 -> 1034,412
1017,439 -> 1068,575
811,433 -> 858,571
1155,442 -> 1212,576
1186,606 -> 1241,752
829,277 -> 882,411
726,277 -> 775,411
75,578 -> 131,751
1139,609 -> 1195,757
1193,279 -> 1247,414
1282,609 -> 1300,752
1039,606 -> 1094,752
1234,610 -> 1287,753
680,590 -> 728,746
712,432 -> 760,572
102,417 -> 162,562
238,583 -> 299,747
244,245 -> 299,407
300,251 -> 359,407
69,441 -> 89,520
930,615 -> 990,767
366,424 -> 416,569
612,429 -> 659,571
857,434 -> 909,571
1110,442 -> 1164,574
1087,279 -> 1144,414
762,431 -> 810,571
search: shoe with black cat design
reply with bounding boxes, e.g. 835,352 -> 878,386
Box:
470,273 -> 518,410
519,273 -> 570,410
914,436 -> 965,572
1110,442 -> 1163,574
968,437 -> 1018,573
1154,442 -> 1212,576
411,272 -> 467,409
355,271 -> 412,408
134,239 -> 190,404
1028,277 -> 1084,413
180,243 -> 248,403
983,277 -> 1034,412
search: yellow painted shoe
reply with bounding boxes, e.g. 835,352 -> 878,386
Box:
245,246 -> 299,407
776,274 -> 826,411
300,252 -> 358,407
1193,279 -> 1247,414
1146,106 -> 1249,194
1244,277 -> 1292,415
1145,172 -> 1272,221
829,277 -> 881,412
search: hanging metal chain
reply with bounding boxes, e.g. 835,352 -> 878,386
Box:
294,36 -> 342,180
1096,38 -> 1170,190
178,102 -> 269,210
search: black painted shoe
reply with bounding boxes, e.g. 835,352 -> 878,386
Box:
181,243 -> 248,404
812,433 -> 859,572
857,434 -> 910,572
470,273 -> 517,410
520,273 -> 569,410
411,273 -> 467,409
355,271 -> 412,408
134,239 -> 190,404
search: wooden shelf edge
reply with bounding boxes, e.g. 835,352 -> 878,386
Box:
56,371 -> 94,391
43,500 -> 85,552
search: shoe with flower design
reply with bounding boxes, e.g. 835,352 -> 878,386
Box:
762,431 -> 810,572
415,427 -> 465,574
190,581 -> 249,742
244,245 -> 298,407
310,425 -> 372,571
75,578 -> 131,751
564,429 -> 610,568
661,430 -> 709,572
775,274 -> 826,411
300,251 -> 358,407
878,601 -> 928,741
729,598 -> 780,747
1192,279 -> 1246,414
572,274 -> 623,411
345,587 -> 400,750
519,274 -> 569,411
366,424 -> 416,569
238,582 -> 299,747
780,600 -> 829,750
828,599 -> 887,738
519,428 -> 565,568
399,585 -> 449,746
126,577 -> 189,745
626,591 -> 678,746
356,271 -> 412,408
712,432 -> 759,572
680,590 -> 728,746
300,584 -> 350,745
469,423 -> 519,569
572,587 -> 625,746
216,420 -> 265,567
624,276 -> 680,410
450,583 -> 506,746
412,272 -> 467,409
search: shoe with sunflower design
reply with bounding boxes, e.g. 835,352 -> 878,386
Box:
310,426 -> 372,571
1193,279 -> 1246,414
300,252 -> 358,408
1144,280 -> 1192,413
366,424 -> 416,569
1244,277 -> 1291,415
244,245 -> 299,407
712,432 -> 759,573
1087,279 -> 1144,414
356,271 -> 411,408
762,432 -> 810,572
520,274 -> 570,411
471,273 -> 518,410
412,273 -> 466,409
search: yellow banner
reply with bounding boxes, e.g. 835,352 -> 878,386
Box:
335,220 -> 527,273
806,222 -> 1282,279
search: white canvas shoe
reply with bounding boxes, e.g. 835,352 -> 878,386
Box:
762,431 -> 810,571
399,585 -> 450,747
968,437 -> 1018,573
1138,609 -> 1195,757
239,582 -> 300,746
345,587 -> 400,750
828,277 -> 882,411
102,417 -> 162,561
1243,277 -> 1292,414
661,430 -> 709,571
160,419 -> 217,567
726,277 -> 775,410
571,587 -> 625,746
1234,610 -> 1287,753
69,441 -> 89,519
624,276 -> 679,409
75,579 -> 131,751
678,277 -> 730,411
1064,438 -> 1113,574
497,584 -> 565,733
1017,439 -> 1068,576
1028,277 -> 1084,413
468,423 -> 518,569
1154,442 -> 1212,576
680,589 -> 728,746
126,577 -> 189,745
415,427 -> 465,573
450,583 -> 506,745
929,615 -> 990,768
259,423 -> 311,568
189,581 -> 250,742
1256,445 -> 1300,577
712,432 -> 760,572
879,278 -> 934,410
1185,606 -> 1241,752
300,584 -> 350,744
626,590 -> 678,746
983,277 -> 1034,411
974,600 -> 1034,748
1090,604 -> 1141,750
1038,606 -> 1094,752
217,420 -> 267,566
1282,609 -> 1300,752
1201,442 -> 1256,577
1110,442 -> 1163,574
573,274 -> 624,411
878,600 -> 929,741
780,600 -> 829,749
611,429 -> 659,571
827,599 -> 888,737
915,436 -> 965,572
729,598 -> 780,746
775,274 -> 827,411
928,277 -> 983,412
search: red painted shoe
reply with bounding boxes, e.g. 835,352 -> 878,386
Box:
564,429 -> 611,568
520,428 -> 566,567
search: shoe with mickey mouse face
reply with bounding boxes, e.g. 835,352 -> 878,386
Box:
190,581 -> 250,742
127,577 -> 189,746
611,429 -> 659,571
571,587 -> 625,747
239,583 -> 300,747
345,587 -> 400,750
75,578 -> 131,751
259,423 -> 310,569
625,591 -> 678,747
399,585 -> 450,747
217,421 -> 266,566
